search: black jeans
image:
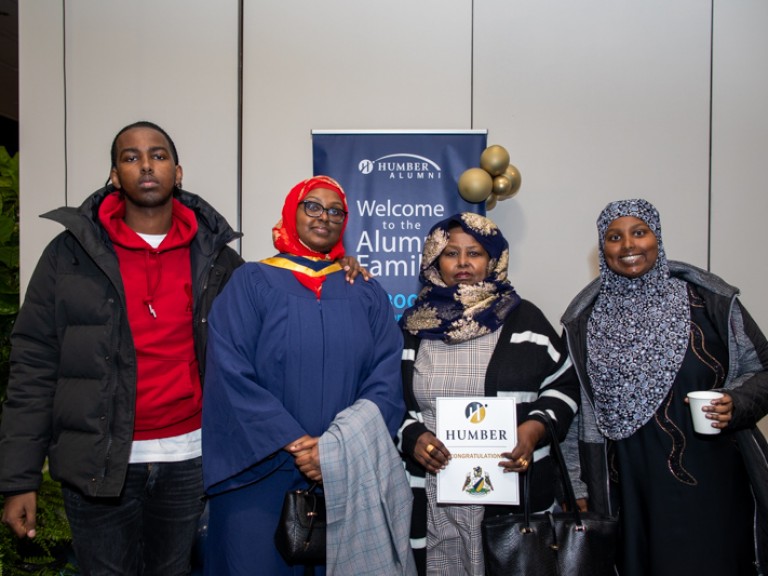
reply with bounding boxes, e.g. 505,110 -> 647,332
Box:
62,457 -> 204,576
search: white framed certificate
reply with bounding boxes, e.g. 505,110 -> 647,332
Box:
435,396 -> 518,505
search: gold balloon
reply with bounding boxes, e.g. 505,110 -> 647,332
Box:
498,164 -> 522,199
480,145 -> 510,177
486,193 -> 498,211
458,168 -> 493,203
492,174 -> 512,197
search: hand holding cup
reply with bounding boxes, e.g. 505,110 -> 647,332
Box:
686,390 -> 732,434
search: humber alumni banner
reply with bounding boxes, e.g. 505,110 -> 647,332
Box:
312,130 -> 487,320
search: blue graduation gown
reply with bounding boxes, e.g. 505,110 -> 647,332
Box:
202,262 -> 404,575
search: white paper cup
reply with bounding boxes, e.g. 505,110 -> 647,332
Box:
687,391 -> 724,435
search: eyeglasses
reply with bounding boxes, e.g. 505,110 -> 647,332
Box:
300,200 -> 347,224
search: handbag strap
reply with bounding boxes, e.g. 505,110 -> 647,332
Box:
540,414 -> 584,527
521,457 -> 533,527
301,482 -> 321,550
517,415 -> 578,576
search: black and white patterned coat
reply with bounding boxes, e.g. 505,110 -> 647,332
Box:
398,299 -> 579,572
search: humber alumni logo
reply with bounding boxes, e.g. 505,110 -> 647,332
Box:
358,153 -> 442,180
464,402 -> 486,424
444,402 -> 506,441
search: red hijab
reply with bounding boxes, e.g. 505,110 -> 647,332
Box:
271,175 -> 348,296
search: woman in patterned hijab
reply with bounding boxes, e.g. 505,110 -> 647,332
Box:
400,212 -> 521,342
399,212 -> 579,575
561,198 -> 768,576
586,199 -> 690,440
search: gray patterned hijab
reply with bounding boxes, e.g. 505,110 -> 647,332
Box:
586,199 -> 690,440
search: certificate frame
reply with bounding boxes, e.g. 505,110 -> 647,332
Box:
435,396 -> 519,505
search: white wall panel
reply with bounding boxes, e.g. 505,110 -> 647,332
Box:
61,0 -> 239,231
711,0 -> 768,332
240,0 -> 472,260
18,0 -> 67,295
473,0 -> 712,326
709,0 -> 768,436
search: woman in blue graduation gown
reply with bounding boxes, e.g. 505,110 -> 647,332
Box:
202,176 -> 405,575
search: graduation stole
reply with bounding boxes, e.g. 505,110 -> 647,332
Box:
261,255 -> 342,299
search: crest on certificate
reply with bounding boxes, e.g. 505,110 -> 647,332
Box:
462,465 -> 494,496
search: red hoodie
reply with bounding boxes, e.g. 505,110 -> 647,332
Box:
99,192 -> 201,441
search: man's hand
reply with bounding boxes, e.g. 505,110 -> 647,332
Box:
1,491 -> 38,538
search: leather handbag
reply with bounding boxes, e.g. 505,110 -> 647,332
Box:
274,482 -> 326,565
481,416 -> 619,576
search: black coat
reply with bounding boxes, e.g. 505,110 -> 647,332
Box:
0,187 -> 243,497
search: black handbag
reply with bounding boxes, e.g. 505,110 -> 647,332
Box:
274,482 -> 326,565
481,416 -> 619,576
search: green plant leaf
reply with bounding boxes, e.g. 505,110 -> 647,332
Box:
0,145 -> 20,490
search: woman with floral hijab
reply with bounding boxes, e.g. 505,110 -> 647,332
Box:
398,212 -> 579,575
